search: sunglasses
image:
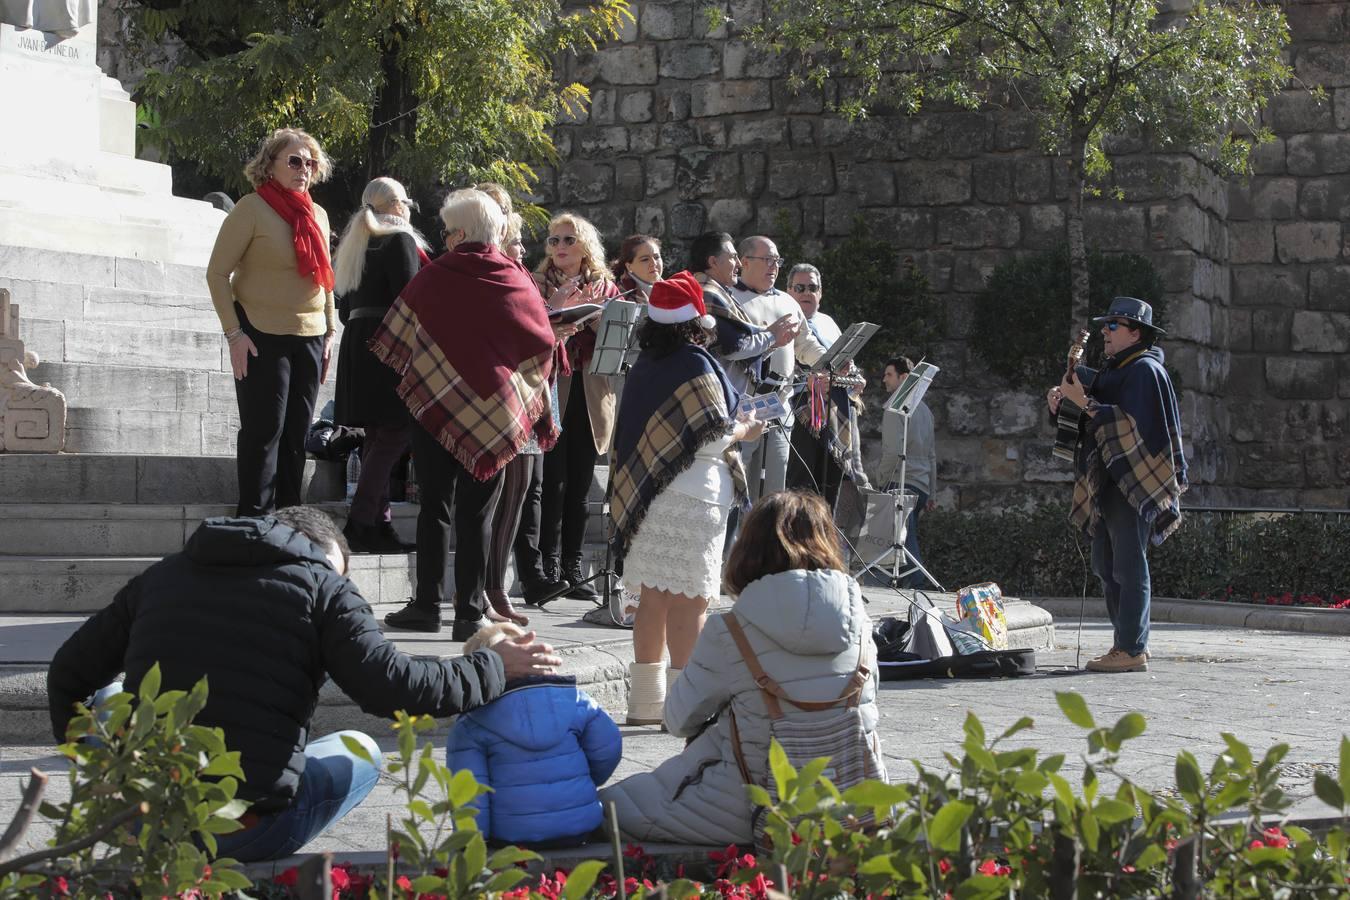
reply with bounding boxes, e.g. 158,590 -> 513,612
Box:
1103,320 -> 1135,331
285,154 -> 319,173
546,234 -> 578,248
790,283 -> 821,293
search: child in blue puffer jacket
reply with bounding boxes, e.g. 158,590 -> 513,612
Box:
449,623 -> 623,846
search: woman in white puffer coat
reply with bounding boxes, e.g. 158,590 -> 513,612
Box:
601,490 -> 883,845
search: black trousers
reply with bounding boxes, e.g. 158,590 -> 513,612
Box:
234,313 -> 324,517
511,452 -> 547,583
540,378 -> 598,566
410,425 -> 504,621
786,420 -> 844,510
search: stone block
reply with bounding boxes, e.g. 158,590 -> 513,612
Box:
728,118 -> 787,147
619,90 -> 654,124
1264,88 -> 1335,132
641,2 -> 692,39
596,45 -> 658,85
989,390 -> 1040,436
1232,443 -> 1305,488
1227,221 -> 1275,264
788,119 -> 814,148
767,155 -> 835,198
1022,205 -> 1066,250
972,158 -> 1015,204
63,321 -> 221,372
908,250 -> 954,292
1291,310 -> 1350,353
633,205 -> 665,236
1226,309 -> 1253,352
646,157 -> 676,197
1249,137 -> 1285,175
1240,177 -> 1298,220
897,160 -> 971,205
1275,221 -> 1341,263
1298,175 -> 1350,220
1324,402 -> 1349,440
589,89 -> 615,124
1286,4 -> 1350,41
856,207 -> 934,248
577,205 -> 633,244
1231,265 -> 1305,307
1112,155 -> 1197,201
558,163 -> 613,204
754,203 -> 800,236
944,393 -> 990,436
906,113 -> 991,160
1022,441 -> 1075,483
1287,133 -> 1350,176
691,120 -> 728,148
1167,296 -> 1212,344
630,125 -> 659,155
1307,266 -> 1350,312
1338,88 -> 1350,130
728,0 -> 765,27
670,202 -> 707,238
951,250 -> 1004,293
833,161 -> 896,207
113,259 -> 210,298
0,246 -> 113,289
774,81 -> 824,115
723,40 -> 788,79
707,198 -> 755,233
665,89 -> 691,121
690,81 -> 771,117
1083,204 -> 1147,251
1295,42 -> 1350,88
991,111 -> 1039,151
742,151 -> 767,195
615,158 -> 644,201
935,207 -> 1021,248
1014,158 -> 1052,202
1265,357 -> 1337,400
675,149 -> 741,199
577,126 -> 628,157
1251,309 -> 1292,353
937,437 -> 1020,483
659,43 -> 720,79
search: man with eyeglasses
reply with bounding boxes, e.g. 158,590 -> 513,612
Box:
1047,297 -> 1187,674
784,264 -> 849,505
729,237 -> 829,500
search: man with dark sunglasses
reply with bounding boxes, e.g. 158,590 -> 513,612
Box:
1047,297 -> 1187,674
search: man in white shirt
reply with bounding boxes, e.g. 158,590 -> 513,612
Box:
729,237 -> 829,499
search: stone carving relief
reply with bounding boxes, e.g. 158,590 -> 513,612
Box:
0,288 -> 67,452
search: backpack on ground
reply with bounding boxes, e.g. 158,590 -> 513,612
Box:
723,614 -> 888,850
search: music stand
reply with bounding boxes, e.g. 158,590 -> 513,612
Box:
535,300 -> 642,612
857,362 -> 944,591
809,321 -> 879,375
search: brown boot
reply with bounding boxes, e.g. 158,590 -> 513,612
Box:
484,589 -> 529,626
1086,648 -> 1148,673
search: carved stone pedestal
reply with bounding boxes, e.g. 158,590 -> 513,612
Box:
0,288 -> 67,452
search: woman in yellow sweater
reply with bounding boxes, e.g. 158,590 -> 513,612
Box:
207,128 -> 337,516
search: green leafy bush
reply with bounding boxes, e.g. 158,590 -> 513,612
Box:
970,247 -> 1167,388
0,664 -> 251,898
923,505 -> 1350,602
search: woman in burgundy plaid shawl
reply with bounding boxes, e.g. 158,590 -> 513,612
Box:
371,189 -> 559,640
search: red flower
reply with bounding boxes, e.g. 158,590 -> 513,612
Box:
1250,839 -> 1265,850
977,858 -> 1011,877
49,878 -> 70,897
395,875 -> 413,895
275,867 -> 299,887
623,842 -> 647,859
1262,827 -> 1290,849
329,866 -> 351,892
938,858 -> 953,875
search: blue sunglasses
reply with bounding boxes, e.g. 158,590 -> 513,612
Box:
1103,320 -> 1135,331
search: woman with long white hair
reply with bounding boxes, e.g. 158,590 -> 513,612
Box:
332,176 -> 429,553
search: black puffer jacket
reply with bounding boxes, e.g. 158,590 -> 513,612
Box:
47,517 -> 506,812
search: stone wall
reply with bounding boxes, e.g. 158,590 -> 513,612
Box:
541,0 -> 1333,508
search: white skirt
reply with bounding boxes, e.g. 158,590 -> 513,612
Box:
622,488 -> 729,600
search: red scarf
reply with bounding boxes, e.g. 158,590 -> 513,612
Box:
256,179 -> 335,291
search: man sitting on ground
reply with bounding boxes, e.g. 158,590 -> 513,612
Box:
46,506 -> 561,862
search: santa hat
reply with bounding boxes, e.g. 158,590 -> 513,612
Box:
647,270 -> 715,329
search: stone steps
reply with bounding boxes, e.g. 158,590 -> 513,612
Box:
1,276 -> 221,330
0,454 -> 343,505
0,502 -> 418,557
0,246 -> 212,298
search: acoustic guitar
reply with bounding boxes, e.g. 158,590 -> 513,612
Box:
1051,329 -> 1091,462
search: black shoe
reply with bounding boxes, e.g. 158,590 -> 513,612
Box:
451,618 -> 487,642
383,602 -> 441,633
522,577 -> 570,607
343,519 -> 376,554
562,561 -> 601,604
376,521 -> 415,553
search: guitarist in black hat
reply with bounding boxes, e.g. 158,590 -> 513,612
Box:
1046,297 -> 1187,673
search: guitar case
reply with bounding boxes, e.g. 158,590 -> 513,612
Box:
872,602 -> 1037,682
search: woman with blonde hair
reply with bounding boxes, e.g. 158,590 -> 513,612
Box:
525,212 -> 621,606
331,176 -> 429,553
207,127 -> 336,516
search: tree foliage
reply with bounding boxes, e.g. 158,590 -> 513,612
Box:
119,0 -> 631,216
743,0 -> 1291,326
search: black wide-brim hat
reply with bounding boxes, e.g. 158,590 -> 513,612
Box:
1091,296 -> 1165,335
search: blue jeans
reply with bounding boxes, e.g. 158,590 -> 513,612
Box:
899,487 -> 928,589
1090,484 -> 1152,656
213,731 -> 382,862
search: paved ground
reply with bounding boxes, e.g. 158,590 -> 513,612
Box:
3,610 -> 1346,872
